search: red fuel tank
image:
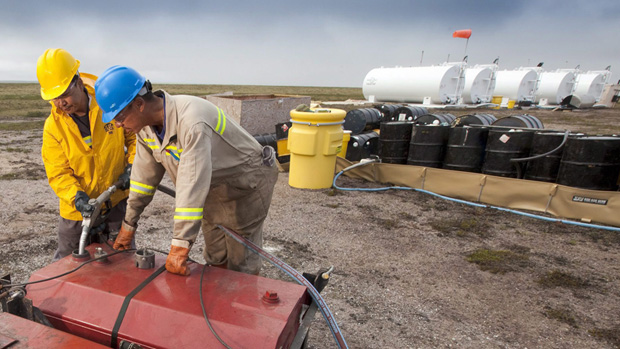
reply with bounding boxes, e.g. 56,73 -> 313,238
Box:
26,244 -> 310,348
0,312 -> 109,348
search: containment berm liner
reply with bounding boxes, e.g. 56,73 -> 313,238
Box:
288,108 -> 346,189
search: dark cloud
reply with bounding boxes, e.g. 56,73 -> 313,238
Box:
1,0 -> 618,86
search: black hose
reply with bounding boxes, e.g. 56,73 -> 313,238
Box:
199,264 -> 232,349
510,130 -> 570,163
157,184 -> 176,198
3,249 -> 136,288
510,130 -> 570,179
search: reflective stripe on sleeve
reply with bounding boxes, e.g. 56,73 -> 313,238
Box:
174,208 -> 204,220
215,108 -> 226,135
130,180 -> 156,195
143,138 -> 160,150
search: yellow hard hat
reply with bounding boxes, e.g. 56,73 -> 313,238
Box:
36,48 -> 81,100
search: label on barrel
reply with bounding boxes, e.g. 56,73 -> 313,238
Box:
499,134 -> 510,143
572,196 -> 608,205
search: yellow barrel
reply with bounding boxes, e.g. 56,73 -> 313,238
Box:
338,130 -> 352,158
491,95 -> 503,109
507,100 -> 516,109
276,138 -> 289,156
288,108 -> 346,189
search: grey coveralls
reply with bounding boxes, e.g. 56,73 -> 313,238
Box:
124,91 -> 278,274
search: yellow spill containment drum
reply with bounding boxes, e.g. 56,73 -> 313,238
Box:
288,108 -> 345,189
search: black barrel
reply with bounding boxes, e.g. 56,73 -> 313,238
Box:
346,131 -> 380,162
343,108 -> 383,135
390,106 -> 428,122
452,113 -> 497,127
374,104 -> 403,121
556,136 -> 620,190
415,113 -> 457,126
482,129 -> 535,178
379,122 -> 414,164
523,131 -> 568,182
406,125 -> 451,168
442,126 -> 489,173
253,133 -> 278,149
492,114 -> 544,129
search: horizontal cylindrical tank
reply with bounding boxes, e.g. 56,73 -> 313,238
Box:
462,65 -> 496,104
363,64 -> 464,104
535,70 -> 576,105
493,69 -> 539,102
573,71 -> 608,102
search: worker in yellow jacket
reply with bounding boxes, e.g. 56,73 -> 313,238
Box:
37,49 -> 136,260
94,65 -> 278,276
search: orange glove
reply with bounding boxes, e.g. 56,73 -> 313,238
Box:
165,245 -> 190,276
113,221 -> 136,250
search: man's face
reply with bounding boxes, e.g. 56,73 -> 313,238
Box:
113,98 -> 145,134
52,76 -> 84,115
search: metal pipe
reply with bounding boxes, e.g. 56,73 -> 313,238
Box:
77,179 -> 123,256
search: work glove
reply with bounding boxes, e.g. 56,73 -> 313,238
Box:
117,164 -> 132,191
113,221 -> 136,250
75,191 -> 94,216
165,245 -> 191,276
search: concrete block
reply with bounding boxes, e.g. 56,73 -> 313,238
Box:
205,94 -> 311,135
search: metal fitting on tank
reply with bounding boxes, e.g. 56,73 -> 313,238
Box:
71,249 -> 90,262
94,247 -> 109,263
135,249 -> 155,269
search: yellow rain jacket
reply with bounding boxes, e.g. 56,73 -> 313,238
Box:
41,73 -> 136,221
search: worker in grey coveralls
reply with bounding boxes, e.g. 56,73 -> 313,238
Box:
94,65 -> 278,275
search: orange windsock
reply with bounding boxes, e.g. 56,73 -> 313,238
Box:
452,29 -> 472,39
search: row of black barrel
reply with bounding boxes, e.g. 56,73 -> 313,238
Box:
342,105 -> 544,135
345,112 -> 620,191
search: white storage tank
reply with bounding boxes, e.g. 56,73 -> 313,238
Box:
535,70 -> 576,105
462,64 -> 497,104
493,68 -> 539,102
362,63 -> 464,104
573,70 -> 610,102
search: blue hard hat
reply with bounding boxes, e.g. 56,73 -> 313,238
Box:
95,65 -> 146,123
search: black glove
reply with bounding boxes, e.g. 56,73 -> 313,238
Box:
75,190 -> 94,216
118,164 -> 132,190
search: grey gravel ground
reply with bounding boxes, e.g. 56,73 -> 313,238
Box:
1,123 -> 619,349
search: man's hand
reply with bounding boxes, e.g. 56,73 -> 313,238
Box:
165,245 -> 190,276
75,191 -> 94,216
118,164 -> 132,190
113,221 -> 136,250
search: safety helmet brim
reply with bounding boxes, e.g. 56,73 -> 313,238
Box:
95,65 -> 146,123
36,48 -> 81,100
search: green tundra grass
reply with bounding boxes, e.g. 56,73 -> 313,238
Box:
0,83 -> 363,119
1,82 -> 618,134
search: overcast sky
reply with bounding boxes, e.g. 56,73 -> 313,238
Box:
1,0 -> 618,87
